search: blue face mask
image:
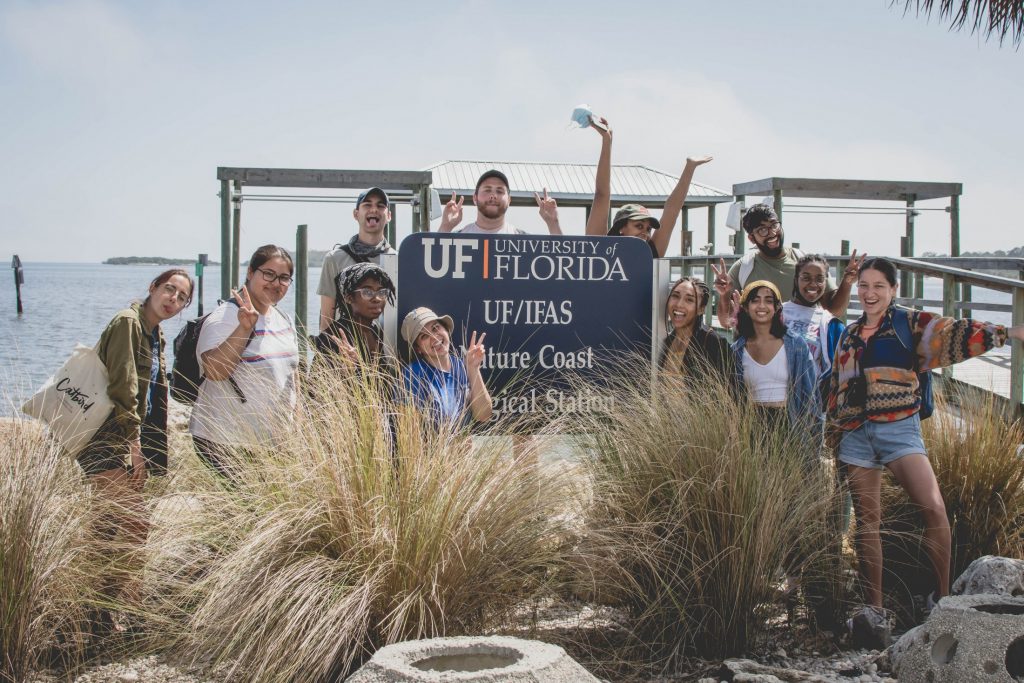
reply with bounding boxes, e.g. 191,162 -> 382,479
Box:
570,104 -> 593,129
570,104 -> 608,131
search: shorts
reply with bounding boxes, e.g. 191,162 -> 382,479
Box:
837,414 -> 926,470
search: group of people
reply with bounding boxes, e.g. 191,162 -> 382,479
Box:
74,116 -> 1023,648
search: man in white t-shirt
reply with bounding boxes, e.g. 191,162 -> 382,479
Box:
436,169 -> 561,236
318,187 -> 397,332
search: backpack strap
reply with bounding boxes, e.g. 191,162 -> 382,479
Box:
737,251 -> 758,288
223,298 -> 255,403
890,308 -> 915,360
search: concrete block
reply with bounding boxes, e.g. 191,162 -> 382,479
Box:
952,555 -> 1024,598
348,635 -> 599,682
891,594 -> 1024,682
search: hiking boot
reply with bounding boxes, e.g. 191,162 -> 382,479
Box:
846,605 -> 893,649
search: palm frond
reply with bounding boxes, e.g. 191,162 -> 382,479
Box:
896,0 -> 1024,48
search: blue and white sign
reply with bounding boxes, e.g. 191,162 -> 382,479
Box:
397,233 -> 653,422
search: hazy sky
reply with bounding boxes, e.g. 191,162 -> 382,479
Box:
1,0 -> 1020,263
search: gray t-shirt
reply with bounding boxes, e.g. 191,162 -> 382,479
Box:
317,244 -> 396,298
727,247 -> 836,302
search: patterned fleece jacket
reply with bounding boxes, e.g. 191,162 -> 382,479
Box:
827,305 -> 1007,431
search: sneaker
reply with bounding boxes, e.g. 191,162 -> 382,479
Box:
846,605 -> 893,649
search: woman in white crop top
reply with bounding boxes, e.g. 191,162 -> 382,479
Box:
729,280 -> 821,447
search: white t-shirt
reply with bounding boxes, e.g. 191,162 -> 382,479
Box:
189,303 -> 299,446
457,222 -> 525,235
782,301 -> 832,373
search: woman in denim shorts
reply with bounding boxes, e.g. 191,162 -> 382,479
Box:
827,257 -> 1024,647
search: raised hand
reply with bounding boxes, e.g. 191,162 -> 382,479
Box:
465,330 -> 487,373
711,257 -> 732,298
685,155 -> 713,169
591,116 -> 612,140
440,192 -> 464,230
232,285 -> 259,331
535,188 -> 558,225
329,327 -> 360,366
842,250 -> 867,286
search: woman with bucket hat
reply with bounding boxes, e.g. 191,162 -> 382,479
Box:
400,307 -> 493,428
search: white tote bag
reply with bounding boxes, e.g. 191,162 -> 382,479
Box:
21,344 -> 113,457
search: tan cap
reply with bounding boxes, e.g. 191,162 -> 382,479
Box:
401,307 -> 454,345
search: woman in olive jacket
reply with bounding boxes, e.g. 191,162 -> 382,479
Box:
78,268 -> 193,616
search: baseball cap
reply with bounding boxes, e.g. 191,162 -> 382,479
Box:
401,307 -> 454,345
475,170 -> 510,193
609,204 -> 661,236
356,187 -> 390,208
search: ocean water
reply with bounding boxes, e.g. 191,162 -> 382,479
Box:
0,261 -> 1013,416
0,263 -> 323,415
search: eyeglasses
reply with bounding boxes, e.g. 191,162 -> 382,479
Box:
160,283 -> 190,305
753,221 -> 781,238
256,268 -> 293,286
352,288 -> 389,301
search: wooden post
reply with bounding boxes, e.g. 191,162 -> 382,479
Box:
295,224 -> 309,369
387,209 -> 397,246
950,194 -> 960,258
681,206 -> 690,257
220,179 -> 231,300
1011,286 -> 1023,410
11,255 -> 24,314
734,195 -> 746,256
903,195 -> 916,299
417,186 -> 431,233
942,273 -> 956,381
195,253 -> 208,317
706,205 -> 716,256
838,240 -> 851,292
231,179 -> 242,290
900,236 -> 909,298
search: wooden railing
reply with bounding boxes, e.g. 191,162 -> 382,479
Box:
664,255 -> 1024,408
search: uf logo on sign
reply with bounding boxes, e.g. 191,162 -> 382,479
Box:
423,237 -> 478,279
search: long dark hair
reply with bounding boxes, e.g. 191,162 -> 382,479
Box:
665,276 -> 710,331
143,268 -> 194,307
858,257 -> 898,286
245,244 -> 294,284
736,285 -> 787,339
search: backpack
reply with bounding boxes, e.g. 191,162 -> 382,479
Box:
890,307 -> 934,420
170,300 -> 253,405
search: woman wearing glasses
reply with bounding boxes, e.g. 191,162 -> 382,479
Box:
76,268 -> 193,626
313,262 -> 399,379
189,244 -> 299,476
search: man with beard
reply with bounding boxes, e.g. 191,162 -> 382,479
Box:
712,204 -> 855,329
437,169 -> 561,235
318,187 -> 397,332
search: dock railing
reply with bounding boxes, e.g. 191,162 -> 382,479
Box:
664,254 -> 1024,410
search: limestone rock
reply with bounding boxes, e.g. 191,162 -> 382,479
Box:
720,659 -> 833,682
952,555 -> 1024,597
348,636 -> 599,682
891,593 -> 1024,682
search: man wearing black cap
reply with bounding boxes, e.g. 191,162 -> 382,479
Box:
437,169 -> 562,235
318,187 -> 397,332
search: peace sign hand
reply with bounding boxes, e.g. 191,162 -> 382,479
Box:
534,188 -> 558,225
328,327 -> 360,366
842,250 -> 867,285
465,331 -> 487,374
710,258 -> 732,298
232,286 -> 259,331
440,193 -> 464,230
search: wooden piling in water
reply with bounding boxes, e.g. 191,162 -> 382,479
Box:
11,255 -> 24,314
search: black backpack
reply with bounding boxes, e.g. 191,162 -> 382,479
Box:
170,300 -> 253,405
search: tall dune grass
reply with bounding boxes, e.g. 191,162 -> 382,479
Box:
0,418 -> 102,682
881,385 -> 1024,601
144,367 -> 581,682
567,360 -> 845,666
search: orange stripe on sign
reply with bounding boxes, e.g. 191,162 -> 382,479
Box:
483,239 -> 489,279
